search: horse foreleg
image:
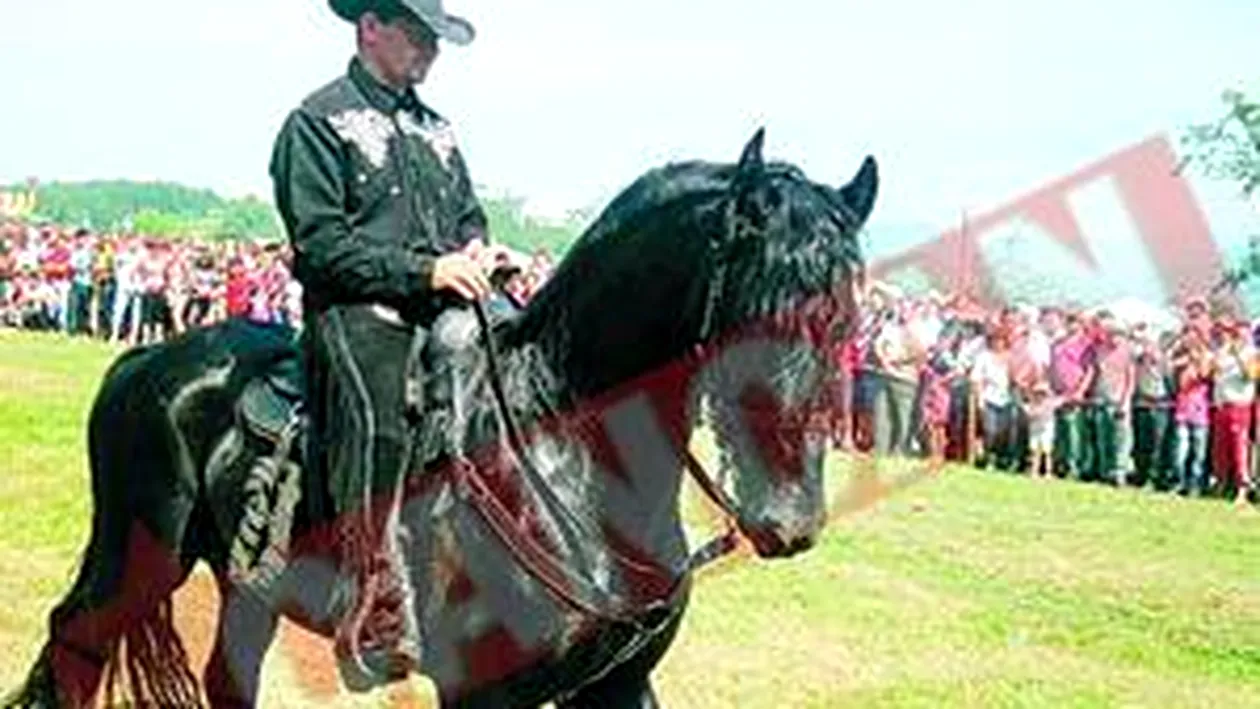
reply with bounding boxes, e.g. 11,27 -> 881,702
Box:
204,576 -> 281,709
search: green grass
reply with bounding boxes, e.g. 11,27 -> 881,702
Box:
1,329 -> 1259,708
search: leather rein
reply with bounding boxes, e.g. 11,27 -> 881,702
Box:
453,199 -> 748,626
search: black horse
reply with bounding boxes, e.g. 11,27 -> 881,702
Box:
7,129 -> 878,708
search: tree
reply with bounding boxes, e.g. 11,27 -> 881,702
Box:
1178,86 -> 1260,313
131,209 -> 189,238
6,178 -> 584,252
1179,88 -> 1260,197
205,197 -> 284,242
480,192 -> 581,257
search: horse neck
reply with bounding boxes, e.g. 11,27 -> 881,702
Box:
519,201 -> 718,402
496,194 -> 722,603
580,370 -> 698,599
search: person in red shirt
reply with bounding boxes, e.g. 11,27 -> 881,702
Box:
42,232 -> 72,331
1049,312 -> 1096,478
224,258 -> 255,319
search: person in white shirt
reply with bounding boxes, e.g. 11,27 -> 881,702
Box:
970,328 -> 1015,470
869,304 -> 925,457
1210,318 -> 1259,505
109,240 -> 144,344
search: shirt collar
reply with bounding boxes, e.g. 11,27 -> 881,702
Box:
348,56 -> 423,115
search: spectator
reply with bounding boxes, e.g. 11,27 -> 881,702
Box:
42,230 -> 71,330
1083,314 -> 1135,485
90,235 -> 116,337
828,332 -> 860,451
919,324 -> 968,464
1131,325 -> 1176,490
186,252 -> 218,328
67,229 -> 95,335
1023,381 -> 1061,479
137,241 -> 169,344
869,302 -> 923,457
1171,328 -> 1213,496
224,257 -> 254,319
111,239 -> 143,344
0,235 -> 13,325
971,328 -> 1016,470
165,242 -> 192,335
1210,317 -> 1259,506
1050,313 -> 1095,479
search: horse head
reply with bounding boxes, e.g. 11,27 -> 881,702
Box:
694,128 -> 878,560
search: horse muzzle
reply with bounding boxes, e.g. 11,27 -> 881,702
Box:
741,520 -> 818,559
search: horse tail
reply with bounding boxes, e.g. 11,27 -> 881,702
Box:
6,342 -> 210,708
5,570 -> 202,709
110,594 -> 202,708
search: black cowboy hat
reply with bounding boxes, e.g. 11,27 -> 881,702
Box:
329,0 -> 475,45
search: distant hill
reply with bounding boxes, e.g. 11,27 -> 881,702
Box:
8,179 -> 285,243
7,180 -> 583,257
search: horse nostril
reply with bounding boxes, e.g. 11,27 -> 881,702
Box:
752,521 -> 817,558
788,535 -> 815,554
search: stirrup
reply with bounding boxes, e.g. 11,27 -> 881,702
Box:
334,579 -> 417,691
332,520 -> 421,690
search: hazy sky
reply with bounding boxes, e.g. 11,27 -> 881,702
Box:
2,0 -> 1256,231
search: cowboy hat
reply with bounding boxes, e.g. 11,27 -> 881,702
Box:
329,0 -> 475,46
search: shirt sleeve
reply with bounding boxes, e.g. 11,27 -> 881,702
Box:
447,147 -> 490,247
269,108 -> 435,309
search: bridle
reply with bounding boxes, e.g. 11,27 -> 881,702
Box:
680,195 -> 757,571
684,182 -> 868,570
458,192 -> 750,620
456,182 -> 850,696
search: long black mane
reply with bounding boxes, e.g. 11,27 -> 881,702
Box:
508,157 -> 867,399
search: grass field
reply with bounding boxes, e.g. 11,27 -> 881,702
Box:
1,328 -> 1258,708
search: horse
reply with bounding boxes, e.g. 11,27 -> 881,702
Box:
6,128 -> 878,708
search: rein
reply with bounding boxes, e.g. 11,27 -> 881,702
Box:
683,194 -> 749,569
463,301 -> 677,619
467,191 -> 748,599
445,193 -> 748,687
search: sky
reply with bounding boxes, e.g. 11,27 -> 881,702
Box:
1,0 -> 1257,235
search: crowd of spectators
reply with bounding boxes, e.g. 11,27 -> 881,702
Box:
3,218 -> 1258,508
834,284 -> 1260,507
0,219 -> 553,345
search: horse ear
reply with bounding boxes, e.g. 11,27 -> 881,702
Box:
838,155 -> 879,224
735,127 -> 767,183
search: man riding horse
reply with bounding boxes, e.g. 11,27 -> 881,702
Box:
269,0 -> 505,685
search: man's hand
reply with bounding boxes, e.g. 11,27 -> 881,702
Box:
472,243 -> 515,272
431,252 -> 491,301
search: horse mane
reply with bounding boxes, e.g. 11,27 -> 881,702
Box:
499,161 -> 738,392
505,156 -> 865,387
516,161 -> 733,313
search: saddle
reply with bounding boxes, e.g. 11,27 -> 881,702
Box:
238,354 -> 305,448
234,294 -> 525,488
226,296 -> 523,590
